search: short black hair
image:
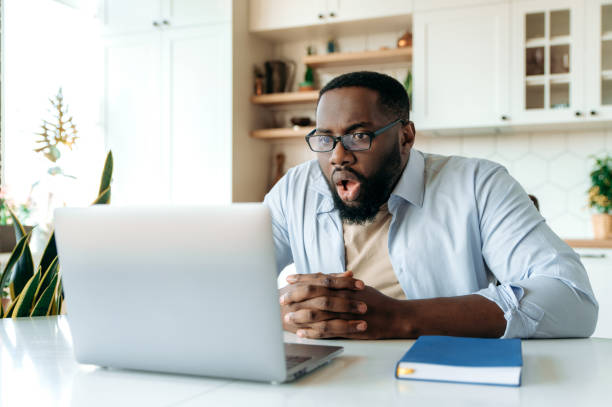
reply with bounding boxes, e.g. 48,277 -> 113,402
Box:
318,71 -> 410,121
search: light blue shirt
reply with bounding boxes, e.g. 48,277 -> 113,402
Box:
264,150 -> 598,338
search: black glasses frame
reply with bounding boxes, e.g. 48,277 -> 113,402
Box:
305,118 -> 404,152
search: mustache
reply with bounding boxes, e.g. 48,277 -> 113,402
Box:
331,167 -> 367,183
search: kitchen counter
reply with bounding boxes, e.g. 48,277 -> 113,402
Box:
564,239 -> 612,249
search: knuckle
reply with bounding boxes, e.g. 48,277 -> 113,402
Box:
307,284 -> 317,295
322,277 -> 332,287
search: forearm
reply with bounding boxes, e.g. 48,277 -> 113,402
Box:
394,294 -> 506,338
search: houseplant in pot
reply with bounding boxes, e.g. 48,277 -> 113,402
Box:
0,188 -> 33,253
588,155 -> 612,239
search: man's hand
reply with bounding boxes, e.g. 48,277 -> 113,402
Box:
279,271 -> 408,339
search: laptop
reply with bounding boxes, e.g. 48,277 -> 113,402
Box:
54,204 -> 343,383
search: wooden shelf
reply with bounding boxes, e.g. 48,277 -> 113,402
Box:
303,47 -> 412,68
251,126 -> 314,140
565,239 -> 612,249
250,91 -> 319,106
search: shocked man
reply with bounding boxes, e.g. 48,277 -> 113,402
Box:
264,71 -> 597,339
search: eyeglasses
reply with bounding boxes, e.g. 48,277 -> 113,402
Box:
305,118 -> 404,152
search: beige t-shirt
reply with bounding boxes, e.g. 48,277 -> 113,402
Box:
343,204 -> 407,300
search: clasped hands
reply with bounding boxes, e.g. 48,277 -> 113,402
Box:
279,271 -> 407,339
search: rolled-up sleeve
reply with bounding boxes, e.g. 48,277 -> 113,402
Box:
474,164 -> 598,338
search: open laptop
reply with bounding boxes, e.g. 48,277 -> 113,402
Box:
54,204 -> 343,383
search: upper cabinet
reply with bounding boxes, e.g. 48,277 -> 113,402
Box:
585,0 -> 612,120
101,0 -> 231,35
510,0 -> 584,124
412,2 -> 510,131
249,0 -> 412,32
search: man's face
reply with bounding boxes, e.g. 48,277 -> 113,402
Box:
315,87 -> 414,224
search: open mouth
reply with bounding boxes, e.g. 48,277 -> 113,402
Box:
334,173 -> 361,202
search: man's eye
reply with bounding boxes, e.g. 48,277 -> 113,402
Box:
314,135 -> 332,144
350,133 -> 368,141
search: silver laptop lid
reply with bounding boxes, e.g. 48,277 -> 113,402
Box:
54,204 -> 287,382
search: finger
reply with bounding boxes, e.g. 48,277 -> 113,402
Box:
286,272 -> 364,290
301,296 -> 367,314
296,320 -> 368,339
284,309 -> 336,324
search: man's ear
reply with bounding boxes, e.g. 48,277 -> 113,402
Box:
400,121 -> 416,148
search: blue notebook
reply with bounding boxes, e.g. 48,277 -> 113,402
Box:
395,335 -> 522,387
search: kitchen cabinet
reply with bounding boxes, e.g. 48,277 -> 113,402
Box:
577,248 -> 612,339
585,0 -> 612,120
101,0 -> 231,35
249,0 -> 412,32
510,0 -> 585,124
412,2 -> 510,130
102,3 -> 232,205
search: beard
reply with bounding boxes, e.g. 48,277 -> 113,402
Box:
324,143 -> 403,225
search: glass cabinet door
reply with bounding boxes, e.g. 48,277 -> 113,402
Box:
512,0 -> 584,123
585,0 -> 612,119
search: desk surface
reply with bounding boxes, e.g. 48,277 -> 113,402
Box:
1,316 -> 611,407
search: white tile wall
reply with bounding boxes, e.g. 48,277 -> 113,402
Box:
415,129 -> 612,238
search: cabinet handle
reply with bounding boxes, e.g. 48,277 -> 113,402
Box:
590,110 -> 597,116
501,115 -> 509,121
329,12 -> 336,17
162,20 -> 170,25
152,21 -> 160,27
575,111 -> 582,117
318,13 -> 324,19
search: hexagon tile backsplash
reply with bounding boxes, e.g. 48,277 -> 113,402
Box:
414,129 -> 612,239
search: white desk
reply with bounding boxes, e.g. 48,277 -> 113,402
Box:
1,316 -> 611,407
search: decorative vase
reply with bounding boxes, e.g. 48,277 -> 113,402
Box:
592,213 -> 612,239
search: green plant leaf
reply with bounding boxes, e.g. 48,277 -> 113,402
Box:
53,278 -> 63,316
92,187 -> 111,205
31,274 -> 58,317
0,233 -> 31,299
4,294 -> 19,318
8,234 -> 34,300
98,151 -> 113,196
12,270 -> 40,318
0,301 -> 4,318
8,206 -> 26,241
38,233 -> 57,281
35,257 -> 59,303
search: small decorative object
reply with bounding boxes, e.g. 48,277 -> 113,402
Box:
34,88 -> 78,164
327,38 -> 337,53
0,151 -> 113,318
299,47 -> 316,91
253,66 -> 264,95
290,117 -> 312,127
0,187 -> 33,253
588,155 -> 612,239
397,31 -> 412,48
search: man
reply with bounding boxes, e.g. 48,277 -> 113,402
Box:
264,71 -> 597,340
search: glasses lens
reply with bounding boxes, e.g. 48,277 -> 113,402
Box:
309,135 -> 334,152
343,133 -> 371,151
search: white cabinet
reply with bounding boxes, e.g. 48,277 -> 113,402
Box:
102,2 -> 232,205
101,0 -> 230,35
585,0 -> 612,120
249,0 -> 412,32
510,0 -> 585,124
577,248 -> 612,339
412,2 -> 510,130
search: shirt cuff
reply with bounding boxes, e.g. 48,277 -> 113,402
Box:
476,283 -> 545,338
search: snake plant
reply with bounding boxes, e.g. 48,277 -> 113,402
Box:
0,151 -> 113,318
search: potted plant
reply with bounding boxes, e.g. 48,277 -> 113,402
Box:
0,151 -> 112,318
0,187 -> 34,253
588,155 -> 612,239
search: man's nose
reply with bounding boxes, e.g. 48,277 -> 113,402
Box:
330,141 -> 355,167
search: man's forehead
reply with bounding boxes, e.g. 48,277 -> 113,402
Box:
316,87 -> 384,128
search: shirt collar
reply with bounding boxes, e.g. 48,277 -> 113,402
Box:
310,148 -> 425,213
390,149 -> 425,208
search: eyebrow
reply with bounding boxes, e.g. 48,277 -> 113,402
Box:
315,121 -> 372,134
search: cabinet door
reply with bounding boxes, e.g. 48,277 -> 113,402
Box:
332,0 -> 412,22
510,0 -> 585,124
100,0 -> 162,35
577,249 -> 612,339
412,3 -> 510,130
163,25 -> 232,204
103,33 -> 171,205
585,0 -> 612,120
249,0 -> 326,31
161,0 -> 231,28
